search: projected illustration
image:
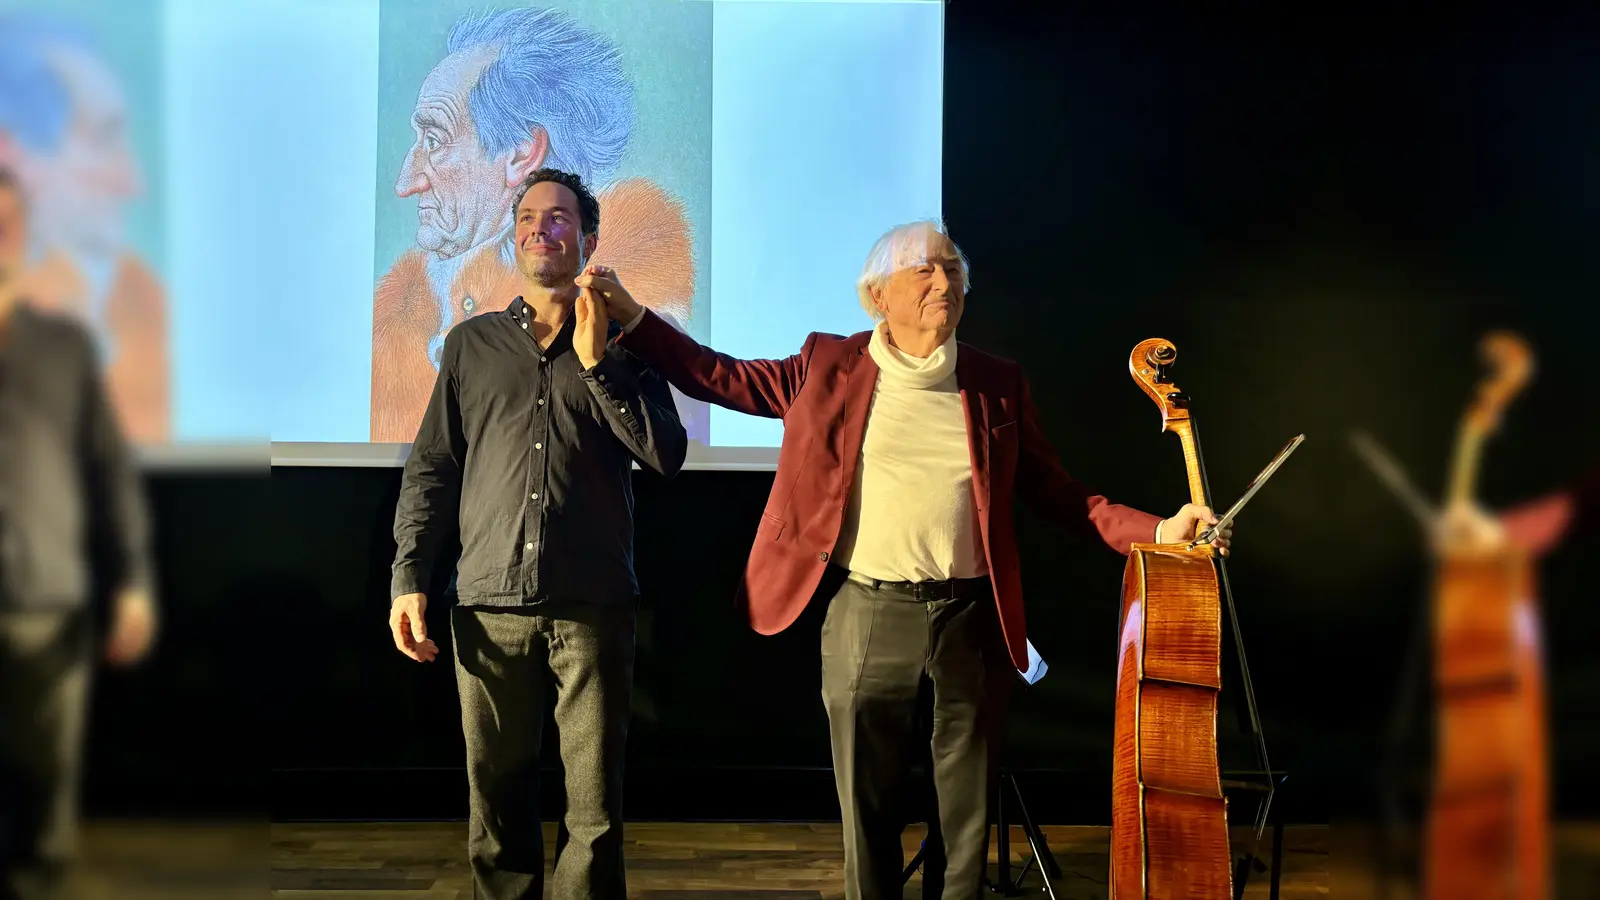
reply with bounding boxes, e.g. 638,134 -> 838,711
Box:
0,9 -> 168,444
370,2 -> 712,443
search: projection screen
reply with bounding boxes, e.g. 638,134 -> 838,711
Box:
0,0 -> 944,469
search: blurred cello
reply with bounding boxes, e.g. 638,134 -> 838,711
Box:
1425,332 -> 1547,900
1350,330 -> 1548,900
1111,338 -> 1294,899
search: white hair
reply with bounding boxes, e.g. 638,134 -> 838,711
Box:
855,219 -> 971,320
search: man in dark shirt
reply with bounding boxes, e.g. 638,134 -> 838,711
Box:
388,168 -> 685,900
0,168 -> 156,900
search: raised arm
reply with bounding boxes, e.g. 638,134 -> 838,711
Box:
580,323 -> 688,477
1016,373 -> 1164,554
577,267 -> 812,419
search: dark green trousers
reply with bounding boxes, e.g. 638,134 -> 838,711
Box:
0,611 -> 91,900
820,575 -> 1014,900
451,602 -> 635,900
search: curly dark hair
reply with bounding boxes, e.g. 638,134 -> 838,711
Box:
511,167 -> 600,237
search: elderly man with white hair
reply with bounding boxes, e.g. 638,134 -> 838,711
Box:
580,220 -> 1230,899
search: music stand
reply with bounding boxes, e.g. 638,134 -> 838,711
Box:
902,770 -> 1062,898
1222,769 -> 1291,900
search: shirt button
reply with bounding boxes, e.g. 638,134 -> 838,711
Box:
540,356 -> 547,364
617,404 -> 626,412
531,492 -> 539,500
521,322 -> 528,329
525,542 -> 533,550
538,399 -> 545,406
819,551 -> 830,562
535,442 -> 543,450
598,374 -> 606,382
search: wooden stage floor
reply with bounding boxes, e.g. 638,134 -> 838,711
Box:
267,821 -> 1330,899
58,818 -> 1600,898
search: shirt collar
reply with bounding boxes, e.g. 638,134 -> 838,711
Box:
511,295 -> 575,357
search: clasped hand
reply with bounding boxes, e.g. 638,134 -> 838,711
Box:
1431,501 -> 1506,556
574,264 -> 649,369
1161,503 -> 1233,556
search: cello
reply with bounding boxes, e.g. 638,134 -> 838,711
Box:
1423,332 -> 1547,900
1110,338 -> 1282,899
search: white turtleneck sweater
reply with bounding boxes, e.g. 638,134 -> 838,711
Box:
831,323 -> 989,582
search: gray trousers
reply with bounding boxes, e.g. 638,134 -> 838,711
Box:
0,611 -> 91,900
821,575 -> 1014,900
451,602 -> 635,900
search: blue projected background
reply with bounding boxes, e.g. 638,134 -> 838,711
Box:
0,0 -> 943,466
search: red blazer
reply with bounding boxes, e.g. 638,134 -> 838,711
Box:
1502,462 -> 1600,556
617,310 -> 1162,671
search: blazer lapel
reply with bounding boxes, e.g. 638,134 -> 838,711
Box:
839,340 -> 880,491
956,346 -> 991,511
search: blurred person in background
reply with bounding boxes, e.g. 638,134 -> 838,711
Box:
0,12 -> 168,445
0,167 -> 156,900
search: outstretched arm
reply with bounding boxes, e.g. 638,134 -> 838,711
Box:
1016,374 -> 1163,554
578,266 -> 813,419
580,337 -> 688,477
1015,374 -> 1231,555
1500,462 -> 1600,556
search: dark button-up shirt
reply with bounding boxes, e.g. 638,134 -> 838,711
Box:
391,297 -> 686,607
0,304 -> 152,609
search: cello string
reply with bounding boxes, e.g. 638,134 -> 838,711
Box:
1191,414 -> 1276,847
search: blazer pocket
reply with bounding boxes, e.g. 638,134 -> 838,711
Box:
757,514 -> 787,542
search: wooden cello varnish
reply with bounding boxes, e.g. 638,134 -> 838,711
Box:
1110,338 -> 1233,899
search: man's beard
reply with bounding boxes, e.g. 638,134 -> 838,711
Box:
519,251 -> 580,288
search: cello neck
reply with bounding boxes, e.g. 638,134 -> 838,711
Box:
1445,331 -> 1534,511
1127,337 -> 1214,514
1445,421 -> 1485,508
1169,417 -> 1211,509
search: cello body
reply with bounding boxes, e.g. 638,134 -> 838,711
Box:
1424,549 -> 1547,900
1421,332 -> 1548,900
1109,338 -> 1235,899
1111,545 -> 1232,899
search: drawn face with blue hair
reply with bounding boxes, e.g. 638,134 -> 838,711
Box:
396,45 -> 521,259
0,29 -> 141,262
394,8 -> 633,261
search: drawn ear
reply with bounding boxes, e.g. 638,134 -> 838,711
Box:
505,127 -> 550,186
